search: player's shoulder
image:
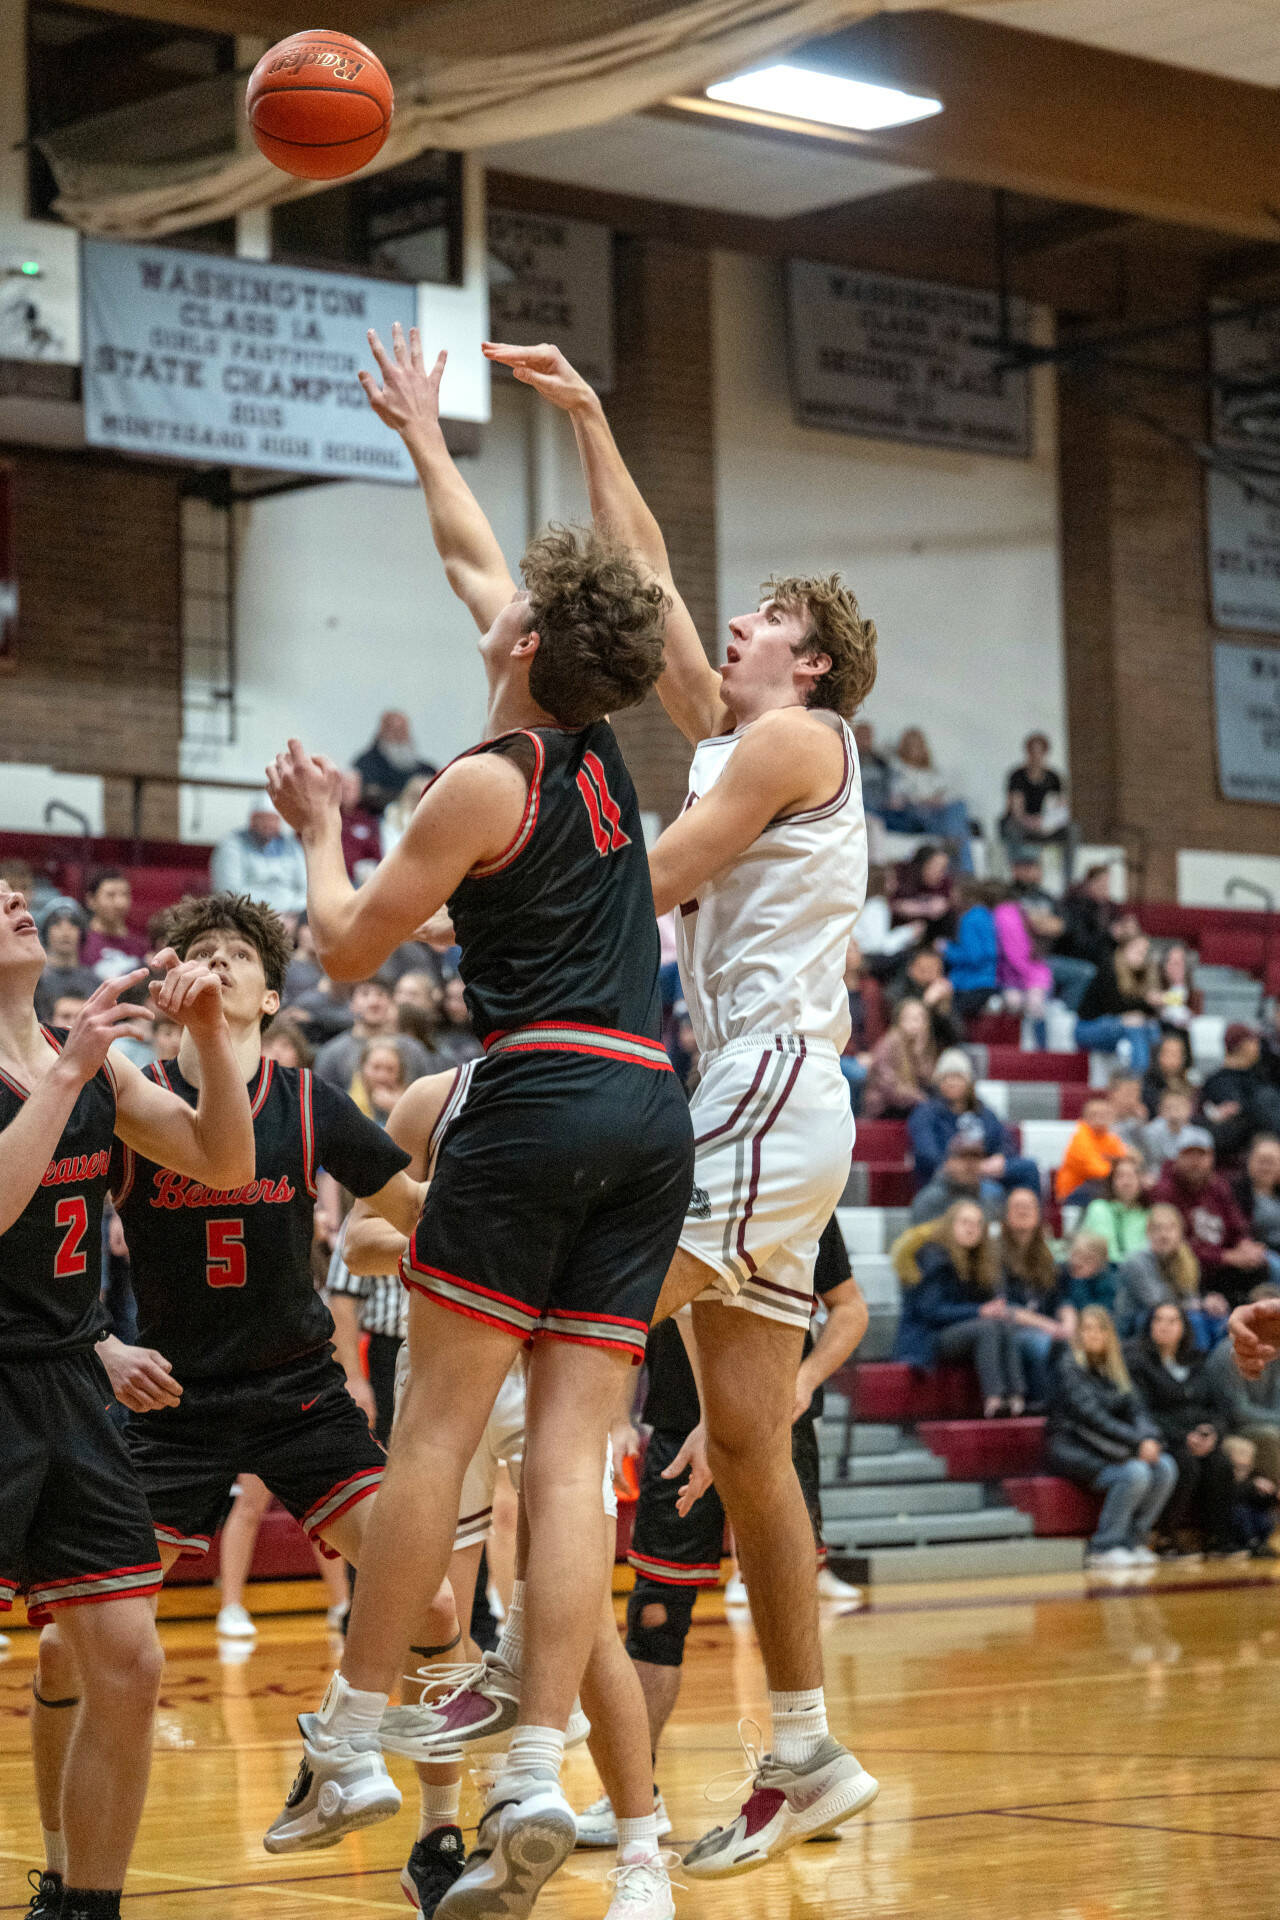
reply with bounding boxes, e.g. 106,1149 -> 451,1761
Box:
738,704 -> 848,776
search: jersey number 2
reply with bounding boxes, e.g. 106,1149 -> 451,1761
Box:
206,1218 -> 247,1289
53,1196 -> 88,1279
577,753 -> 632,857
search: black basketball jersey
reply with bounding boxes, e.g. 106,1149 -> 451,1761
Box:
110,1056 -> 409,1380
0,1028 -> 116,1359
448,724 -> 662,1044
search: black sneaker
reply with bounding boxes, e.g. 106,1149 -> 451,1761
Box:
25,1870 -> 62,1918
400,1825 -> 466,1915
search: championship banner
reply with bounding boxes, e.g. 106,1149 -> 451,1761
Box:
1207,468 -> 1280,637
1213,639 -> 1280,805
786,259 -> 1031,457
81,238 -> 418,483
488,211 -> 614,393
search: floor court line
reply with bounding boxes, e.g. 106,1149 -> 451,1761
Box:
992,1808 -> 1280,1845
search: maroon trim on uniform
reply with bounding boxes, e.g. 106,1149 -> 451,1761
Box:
467,729 -> 546,877
692,1051 -> 771,1150
741,1270 -> 810,1303
299,1067 -> 317,1196
768,726 -> 853,827
734,1055 -> 805,1278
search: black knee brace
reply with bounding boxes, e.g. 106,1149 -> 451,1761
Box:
32,1681 -> 80,1709
625,1582 -> 696,1669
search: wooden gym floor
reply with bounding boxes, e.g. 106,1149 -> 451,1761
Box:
2,1564 -> 1280,1916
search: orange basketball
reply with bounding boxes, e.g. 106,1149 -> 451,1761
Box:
246,29 -> 393,181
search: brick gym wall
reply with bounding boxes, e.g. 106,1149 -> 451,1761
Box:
0,447 -> 183,838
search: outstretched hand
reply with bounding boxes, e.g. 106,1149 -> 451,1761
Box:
1230,1299 -> 1280,1378
482,342 -> 596,414
59,971 -> 154,1084
359,322 -> 446,439
267,738 -> 344,841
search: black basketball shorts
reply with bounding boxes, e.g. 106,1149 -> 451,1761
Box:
404,1046 -> 695,1363
125,1349 -> 385,1560
0,1349 -> 162,1625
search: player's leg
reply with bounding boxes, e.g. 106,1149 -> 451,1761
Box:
30,1622 -> 80,1898
216,1474 -> 273,1637
54,1594 -> 165,1899
651,1246 -> 719,1327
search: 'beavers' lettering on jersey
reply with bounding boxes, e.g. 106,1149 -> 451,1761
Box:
42,1149 -> 112,1188
148,1170 -> 297,1210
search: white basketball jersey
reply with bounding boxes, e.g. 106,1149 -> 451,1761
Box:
675,716 -> 867,1055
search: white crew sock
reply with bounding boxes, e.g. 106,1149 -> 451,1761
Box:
770,1687 -> 828,1767
417,1777 -> 461,1838
616,1812 -> 660,1861
42,1828 -> 66,1880
315,1670 -> 388,1740
496,1579 -> 525,1676
501,1723 -> 564,1783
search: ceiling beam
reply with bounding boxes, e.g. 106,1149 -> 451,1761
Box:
667,9 -> 1280,245
49,0 -> 393,37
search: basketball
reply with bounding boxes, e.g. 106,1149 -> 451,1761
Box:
246,29 -> 393,181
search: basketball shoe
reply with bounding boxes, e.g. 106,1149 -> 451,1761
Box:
603,1850 -> 678,1920
682,1728 -> 878,1877
263,1713 -> 401,1852
401,1824 -> 467,1913
24,1868 -> 62,1918
574,1788 -> 672,1849
378,1650 -> 590,1759
434,1772 -> 577,1920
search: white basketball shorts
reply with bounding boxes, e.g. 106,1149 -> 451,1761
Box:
678,1034 -> 853,1331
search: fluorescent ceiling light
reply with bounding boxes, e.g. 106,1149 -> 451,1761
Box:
705,63 -> 943,132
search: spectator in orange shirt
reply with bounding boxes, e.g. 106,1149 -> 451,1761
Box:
1056,1094 -> 1132,1205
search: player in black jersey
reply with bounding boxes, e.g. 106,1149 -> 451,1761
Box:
0,879 -> 255,1920
264,324 -> 693,1917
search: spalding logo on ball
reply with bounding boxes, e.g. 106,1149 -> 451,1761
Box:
247,29 -> 394,180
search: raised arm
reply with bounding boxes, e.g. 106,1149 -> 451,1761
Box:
110,952 -> 255,1190
362,323 -> 517,632
267,739 -> 528,982
484,341 -> 726,745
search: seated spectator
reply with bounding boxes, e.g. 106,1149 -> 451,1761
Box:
394,1001 -> 447,1065
910,1137 -> 1003,1226
999,1186 -> 1071,1405
1008,855 -> 1096,1013
1221,1434 -> 1280,1558
1113,1202 -> 1227,1348
1153,1127 -> 1278,1303
392,968 -> 443,1026
893,946 -> 961,1053
892,846 -> 956,941
339,768 -> 382,882
1155,943 -> 1200,1030
859,983 -> 928,1119
1124,1302 -> 1236,1557
314,977 -> 435,1089
435,976 -> 484,1066
907,1048 -> 1041,1197
1045,1305 -> 1177,1568
943,881 -> 1000,1023
1142,1029 -> 1197,1115
263,1017 -> 314,1068
855,864 -> 924,974
1207,1284 -> 1280,1486
882,729 -> 975,873
992,891 -> 1051,1046
1075,932 -> 1165,1074
840,937 -> 888,1110
1000,732 -> 1079,880
1139,1084 -> 1196,1176
1106,1072 -> 1149,1152
209,799 -> 308,915
1200,1023 -> 1280,1165
34,900 -> 96,1022
892,1200 -> 1026,1417
281,916 -> 323,1002
381,770 -> 435,855
353,708 -> 437,816
352,1038 -> 408,1124
1082,1156 -> 1150,1261
1057,1231 -> 1118,1315
1058,864 -> 1124,971
1232,1134 -> 1280,1258
1054,1094 -> 1131,1204
50,992 -> 89,1030
852,721 -> 892,818
81,869 -> 148,978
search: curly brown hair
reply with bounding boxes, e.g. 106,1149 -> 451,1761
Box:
520,524 -> 670,729
762,573 -> 878,717
158,892 -> 292,1021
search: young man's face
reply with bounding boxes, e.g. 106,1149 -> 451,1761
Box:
351,983 -> 393,1032
0,881 -> 44,982
720,600 -> 825,719
182,925 -> 278,1034
479,591 -> 540,697
1176,1147 -> 1213,1191
44,915 -> 81,964
91,878 -> 131,927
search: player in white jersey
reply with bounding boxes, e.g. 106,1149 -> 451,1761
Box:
489,339 -> 879,1876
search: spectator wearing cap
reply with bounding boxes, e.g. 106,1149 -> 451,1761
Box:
1000,732 -> 1080,881
1008,855 -> 1096,1013
210,798 -> 309,916
910,1136 -> 1004,1226
907,1047 -> 1041,1197
81,870 -> 149,979
353,709 -> 437,816
34,899 -> 97,1023
1200,1024 -> 1280,1165
1152,1128 -> 1279,1304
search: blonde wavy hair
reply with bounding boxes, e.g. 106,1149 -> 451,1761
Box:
1070,1304 -> 1132,1391
761,572 -> 878,717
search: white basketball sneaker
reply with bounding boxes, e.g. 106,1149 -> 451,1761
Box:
216,1602 -> 257,1639
435,1772 -> 577,1920
683,1731 -> 878,1877
263,1713 -> 402,1853
604,1850 -> 679,1920
379,1651 -> 590,1759
574,1789 -> 673,1849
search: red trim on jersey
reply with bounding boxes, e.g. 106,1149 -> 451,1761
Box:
402,1278 -> 533,1343
28,1574 -> 165,1623
0,1063 -> 28,1100
299,1067 -> 317,1197
628,1549 -> 721,1586
300,1468 -> 384,1538
692,1052 -> 771,1149
488,1038 -> 673,1072
533,1327 -> 645,1364
250,1056 -> 275,1120
468,729 -> 546,877
112,1142 -> 137,1209
403,1258 -> 538,1320
30,1561 -> 162,1593
150,1060 -> 175,1093
734,1056 -> 804,1278
544,1307 -> 649,1332
581,750 -> 632,850
154,1523 -> 212,1557
485,1019 -> 668,1054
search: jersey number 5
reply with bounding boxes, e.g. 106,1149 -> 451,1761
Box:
577,752 -> 631,857
206,1218 -> 247,1289
53,1196 -> 88,1280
